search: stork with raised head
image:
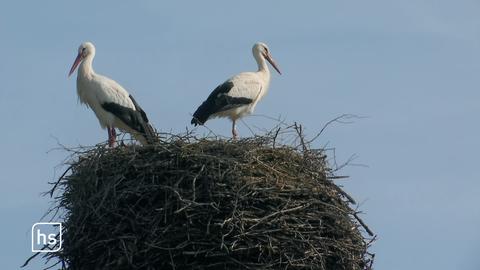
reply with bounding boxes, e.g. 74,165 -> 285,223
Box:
191,42 -> 281,139
68,42 -> 156,147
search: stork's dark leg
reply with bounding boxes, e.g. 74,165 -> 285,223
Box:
232,120 -> 238,140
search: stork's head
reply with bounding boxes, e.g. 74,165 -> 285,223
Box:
253,42 -> 281,75
68,42 -> 96,77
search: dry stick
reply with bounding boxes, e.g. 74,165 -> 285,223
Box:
49,164 -> 74,197
228,256 -> 254,270
248,204 -> 310,230
353,212 -> 375,236
327,175 -> 349,180
188,113 -> 221,139
240,118 -> 256,137
168,249 -> 176,270
191,165 -> 205,202
249,113 -> 290,128
21,252 -> 41,268
21,232 -> 61,268
330,183 -> 357,204
307,114 -> 363,144
293,122 -> 308,152
272,126 -> 281,148
367,252 -> 375,270
38,201 -> 62,223
43,260 -> 62,270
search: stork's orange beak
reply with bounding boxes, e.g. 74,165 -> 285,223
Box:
264,53 -> 281,75
68,53 -> 83,77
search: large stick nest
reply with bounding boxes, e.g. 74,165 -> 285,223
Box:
42,126 -> 375,270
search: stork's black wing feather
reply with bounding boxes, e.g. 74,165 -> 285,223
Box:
128,95 -> 157,143
102,95 -> 157,144
128,95 -> 150,123
191,81 -> 253,126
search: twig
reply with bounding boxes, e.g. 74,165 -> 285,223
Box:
307,114 -> 365,144
353,212 -> 375,236
49,164 -> 74,197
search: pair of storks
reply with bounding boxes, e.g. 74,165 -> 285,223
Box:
68,42 -> 281,147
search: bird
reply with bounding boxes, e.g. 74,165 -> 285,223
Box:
68,42 -> 156,147
191,42 -> 281,139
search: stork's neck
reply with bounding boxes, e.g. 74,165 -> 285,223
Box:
78,54 -> 95,78
255,54 -> 271,77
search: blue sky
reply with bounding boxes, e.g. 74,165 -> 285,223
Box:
1,1 -> 479,269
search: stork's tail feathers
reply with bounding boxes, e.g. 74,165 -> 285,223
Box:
191,81 -> 237,126
132,123 -> 157,145
142,122 -> 158,145
127,94 -> 158,145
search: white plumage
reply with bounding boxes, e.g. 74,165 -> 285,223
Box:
191,42 -> 281,139
68,42 -> 155,146
214,73 -> 267,118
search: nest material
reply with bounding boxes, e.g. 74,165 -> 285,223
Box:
49,130 -> 374,270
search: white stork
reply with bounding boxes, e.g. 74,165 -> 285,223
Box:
191,42 -> 281,139
68,42 -> 156,147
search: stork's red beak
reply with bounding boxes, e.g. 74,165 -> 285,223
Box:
264,53 -> 281,75
68,53 -> 83,77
